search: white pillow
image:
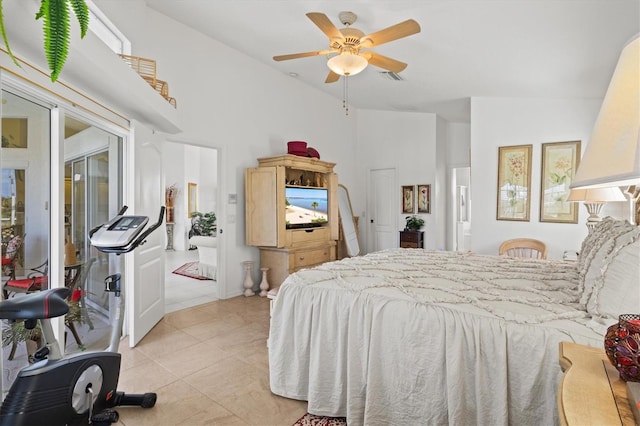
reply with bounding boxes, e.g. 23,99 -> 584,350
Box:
586,226 -> 640,320
578,218 -> 636,307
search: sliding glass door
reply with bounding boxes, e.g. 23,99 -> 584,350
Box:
1,89 -> 51,395
66,146 -> 119,315
1,88 -> 124,397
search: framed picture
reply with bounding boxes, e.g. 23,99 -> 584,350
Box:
401,185 -> 415,214
1,118 -> 28,148
188,182 -> 198,217
496,144 -> 532,221
540,140 -> 581,223
417,184 -> 431,213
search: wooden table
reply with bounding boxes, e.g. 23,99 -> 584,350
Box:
558,341 -> 636,425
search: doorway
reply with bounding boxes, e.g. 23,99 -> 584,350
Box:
367,167 -> 397,253
162,142 -> 219,313
450,166 -> 471,251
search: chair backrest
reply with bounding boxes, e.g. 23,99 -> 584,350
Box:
499,238 -> 548,260
76,258 -> 96,292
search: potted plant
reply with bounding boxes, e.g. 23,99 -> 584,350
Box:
189,211 -> 216,237
405,215 -> 425,231
0,0 -> 90,82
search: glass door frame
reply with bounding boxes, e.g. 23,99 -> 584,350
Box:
0,74 -> 130,396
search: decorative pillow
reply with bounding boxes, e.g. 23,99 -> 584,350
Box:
4,235 -> 22,259
578,218 -> 636,307
586,225 -> 640,320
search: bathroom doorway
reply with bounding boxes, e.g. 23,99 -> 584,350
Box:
162,142 -> 219,313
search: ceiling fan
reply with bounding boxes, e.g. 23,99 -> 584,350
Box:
273,11 -> 421,83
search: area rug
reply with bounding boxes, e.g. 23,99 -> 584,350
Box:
171,261 -> 211,280
292,413 -> 347,426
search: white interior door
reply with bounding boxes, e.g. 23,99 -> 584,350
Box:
128,123 -> 165,346
368,167 -> 397,253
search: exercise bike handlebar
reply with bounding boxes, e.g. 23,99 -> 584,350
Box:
129,206 -> 165,251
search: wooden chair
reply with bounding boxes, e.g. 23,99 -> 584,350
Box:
499,238 -> 548,260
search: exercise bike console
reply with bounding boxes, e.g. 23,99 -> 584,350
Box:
91,215 -> 148,248
89,206 -> 164,254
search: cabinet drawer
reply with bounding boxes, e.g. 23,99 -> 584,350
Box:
294,247 -> 331,269
400,242 -> 419,248
289,227 -> 330,246
401,232 -> 420,243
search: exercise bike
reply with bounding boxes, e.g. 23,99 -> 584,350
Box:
0,206 -> 165,425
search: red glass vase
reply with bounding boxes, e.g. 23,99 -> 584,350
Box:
604,313 -> 640,382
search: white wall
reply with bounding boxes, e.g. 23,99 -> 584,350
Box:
470,97 -> 626,259
356,110 -> 446,250
95,0 -> 358,297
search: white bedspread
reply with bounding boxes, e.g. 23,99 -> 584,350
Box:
268,249 -> 603,426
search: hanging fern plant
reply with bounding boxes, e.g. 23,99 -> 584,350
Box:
0,0 -> 89,82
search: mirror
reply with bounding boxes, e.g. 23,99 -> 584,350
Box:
338,184 -> 360,257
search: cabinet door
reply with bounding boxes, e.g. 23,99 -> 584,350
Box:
328,172 -> 339,241
245,166 -> 285,247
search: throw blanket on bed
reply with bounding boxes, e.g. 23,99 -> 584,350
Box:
269,249 -> 603,426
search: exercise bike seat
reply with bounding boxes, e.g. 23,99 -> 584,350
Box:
0,287 -> 70,320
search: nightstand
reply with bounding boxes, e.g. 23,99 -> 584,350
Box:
399,230 -> 424,248
558,341 -> 636,425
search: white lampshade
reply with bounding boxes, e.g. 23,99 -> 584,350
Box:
566,187 -> 627,203
570,33 -> 640,189
327,53 -> 368,76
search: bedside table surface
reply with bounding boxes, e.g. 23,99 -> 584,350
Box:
558,341 -> 636,426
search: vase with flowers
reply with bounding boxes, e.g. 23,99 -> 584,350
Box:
165,184 -> 178,223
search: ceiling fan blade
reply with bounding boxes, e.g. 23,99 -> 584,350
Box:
361,51 -> 407,73
306,12 -> 345,43
359,19 -> 421,48
273,49 -> 334,61
325,71 -> 340,84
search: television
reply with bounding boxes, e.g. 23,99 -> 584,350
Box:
285,187 -> 328,229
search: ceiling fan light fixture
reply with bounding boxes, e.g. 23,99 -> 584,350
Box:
327,52 -> 368,76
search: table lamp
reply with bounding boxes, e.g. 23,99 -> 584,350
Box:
570,33 -> 639,225
567,187 -> 627,231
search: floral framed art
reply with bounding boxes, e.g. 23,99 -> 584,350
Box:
402,185 -> 415,214
539,140 -> 581,223
496,144 -> 532,221
417,184 -> 431,213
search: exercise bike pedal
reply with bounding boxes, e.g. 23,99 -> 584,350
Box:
90,408 -> 119,426
33,346 -> 49,361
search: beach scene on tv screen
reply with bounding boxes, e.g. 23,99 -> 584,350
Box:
286,187 -> 328,227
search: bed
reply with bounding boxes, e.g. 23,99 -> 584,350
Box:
268,218 -> 640,425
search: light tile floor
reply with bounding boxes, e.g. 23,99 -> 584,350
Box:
116,295 -> 308,425
165,249 -> 219,314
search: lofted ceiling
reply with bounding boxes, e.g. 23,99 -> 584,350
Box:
144,0 -> 639,123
